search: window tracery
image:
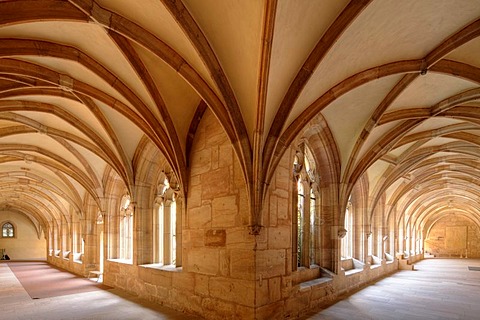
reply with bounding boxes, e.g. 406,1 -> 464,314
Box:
341,198 -> 353,258
293,144 -> 320,269
119,194 -> 133,261
2,222 -> 14,238
153,172 -> 179,266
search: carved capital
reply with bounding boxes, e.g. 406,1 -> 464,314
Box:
338,227 -> 347,239
248,224 -> 263,236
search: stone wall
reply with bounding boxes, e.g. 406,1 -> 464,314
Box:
425,214 -> 480,258
45,108 -> 408,319
0,210 -> 45,260
100,109 -> 256,319
182,109 -> 256,317
254,143 -> 401,319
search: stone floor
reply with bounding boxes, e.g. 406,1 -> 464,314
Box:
303,258 -> 480,320
0,262 -> 199,320
3,259 -> 480,319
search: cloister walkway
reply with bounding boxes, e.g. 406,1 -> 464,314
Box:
304,258 -> 480,320
0,262 -> 198,319
2,259 -> 480,319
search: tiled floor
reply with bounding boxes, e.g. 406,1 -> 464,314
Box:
0,262 -> 199,320
303,258 -> 480,320
3,259 -> 480,319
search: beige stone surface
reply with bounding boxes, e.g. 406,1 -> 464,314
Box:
425,214 -> 480,258
209,276 -> 255,306
257,249 -> 287,278
186,247 -> 220,275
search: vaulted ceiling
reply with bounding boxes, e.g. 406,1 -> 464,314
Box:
1,0 -> 480,233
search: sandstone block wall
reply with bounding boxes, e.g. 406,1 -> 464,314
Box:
425,214 -> 480,258
46,109 -> 411,319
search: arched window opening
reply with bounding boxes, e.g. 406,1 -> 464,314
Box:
293,144 -> 320,270
154,173 -> 179,267
2,222 -> 14,238
341,198 -> 353,259
405,223 -> 411,257
170,200 -> 177,265
155,202 -> 165,264
297,178 -> 305,267
367,231 -> 373,256
309,188 -> 316,266
410,225 -> 417,256
416,229 -> 422,255
119,194 -> 133,261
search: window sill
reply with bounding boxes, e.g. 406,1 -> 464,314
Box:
293,265 -> 332,286
139,263 -> 182,272
297,264 -> 320,271
298,277 -> 332,292
108,258 -> 133,265
73,260 -> 83,264
344,268 -> 363,276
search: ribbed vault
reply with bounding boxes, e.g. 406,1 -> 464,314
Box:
0,0 -> 479,250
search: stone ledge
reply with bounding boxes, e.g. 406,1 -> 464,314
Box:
108,258 -> 133,265
139,264 -> 182,273
299,277 -> 333,292
344,268 -> 363,276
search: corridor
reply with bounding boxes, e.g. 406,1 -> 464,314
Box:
0,262 -> 198,320
2,259 -> 480,319
304,258 -> 480,320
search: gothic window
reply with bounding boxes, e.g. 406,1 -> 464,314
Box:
2,222 -> 14,238
293,144 -> 319,269
405,223 -> 411,256
367,231 -> 373,256
154,173 -> 179,266
297,178 -> 305,267
119,194 -> 133,260
341,199 -> 353,258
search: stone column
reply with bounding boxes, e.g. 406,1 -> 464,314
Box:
175,195 -> 183,266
